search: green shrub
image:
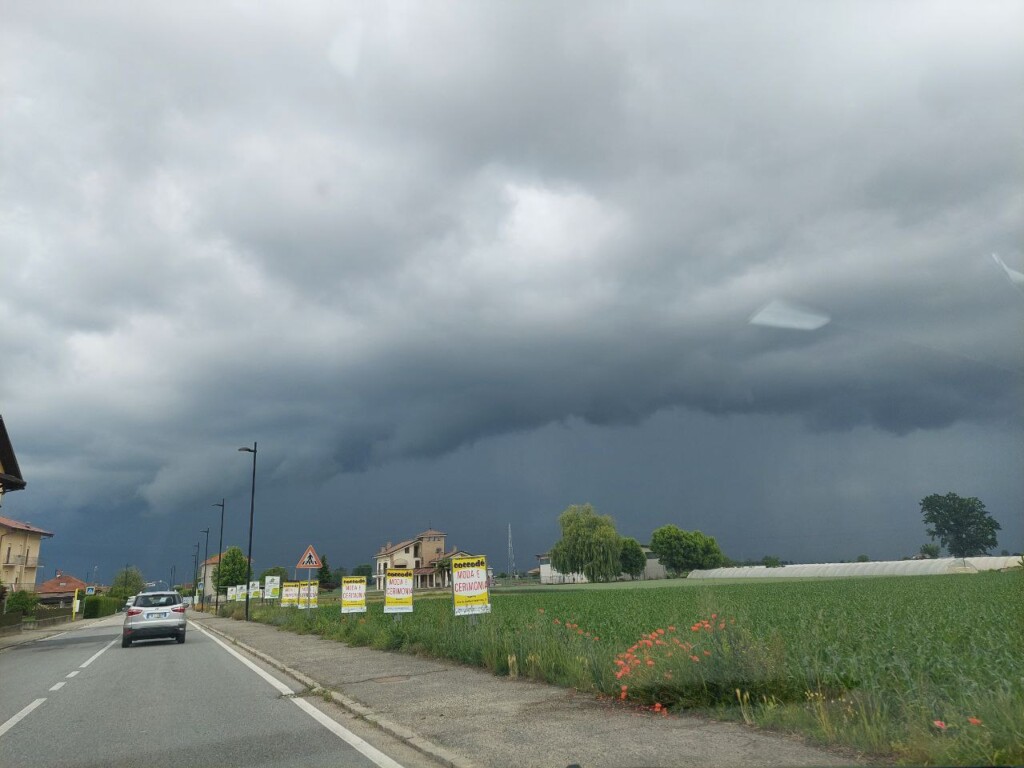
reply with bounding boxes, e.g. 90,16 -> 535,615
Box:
83,595 -> 121,619
6,590 -> 39,614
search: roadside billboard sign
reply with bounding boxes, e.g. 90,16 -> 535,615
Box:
264,575 -> 281,599
297,580 -> 318,609
227,586 -> 236,602
341,576 -> 366,614
236,584 -> 247,601
281,582 -> 299,607
452,556 -> 491,616
249,580 -> 261,599
384,569 -> 413,614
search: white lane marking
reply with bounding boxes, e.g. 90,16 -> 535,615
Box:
189,623 -> 293,695
292,698 -> 406,768
48,682 -> 66,691
80,637 -> 118,668
66,671 -> 79,678
0,698 -> 46,738
40,632 -> 68,641
191,623 -> 406,768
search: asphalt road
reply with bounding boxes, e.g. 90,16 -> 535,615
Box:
0,614 -> 430,768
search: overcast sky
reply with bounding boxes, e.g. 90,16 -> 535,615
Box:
2,2 -> 1021,586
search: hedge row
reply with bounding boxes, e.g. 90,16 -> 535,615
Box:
83,595 -> 121,619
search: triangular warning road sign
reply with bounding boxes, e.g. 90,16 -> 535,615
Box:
296,545 -> 322,569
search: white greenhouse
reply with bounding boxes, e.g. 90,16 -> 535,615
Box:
688,556 -> 1021,580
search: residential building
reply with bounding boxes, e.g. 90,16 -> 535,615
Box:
36,571 -> 87,607
373,529 -> 475,590
0,415 -> 27,503
1,516 -> 54,593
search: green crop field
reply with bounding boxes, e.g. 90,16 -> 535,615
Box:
231,570 -> 1022,765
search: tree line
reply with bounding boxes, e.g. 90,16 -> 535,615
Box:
548,503 -> 728,581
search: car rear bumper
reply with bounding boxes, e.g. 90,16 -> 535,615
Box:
124,623 -> 186,640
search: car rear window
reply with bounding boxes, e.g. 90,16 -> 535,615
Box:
136,594 -> 179,608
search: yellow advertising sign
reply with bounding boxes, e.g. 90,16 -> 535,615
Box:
341,576 -> 367,614
451,556 -> 491,616
281,582 -> 300,607
384,569 -> 414,614
298,580 -> 318,609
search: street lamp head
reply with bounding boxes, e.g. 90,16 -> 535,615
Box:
238,446 -> 255,453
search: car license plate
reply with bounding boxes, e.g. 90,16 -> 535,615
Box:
148,612 -> 167,619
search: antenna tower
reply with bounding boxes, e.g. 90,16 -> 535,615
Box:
507,523 -> 516,580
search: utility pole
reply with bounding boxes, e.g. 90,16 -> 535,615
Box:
213,498 -> 225,613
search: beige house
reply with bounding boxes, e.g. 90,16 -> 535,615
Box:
373,529 -> 473,590
1,516 -> 54,593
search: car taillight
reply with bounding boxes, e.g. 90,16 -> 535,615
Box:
171,605 -> 186,613
127,608 -> 143,616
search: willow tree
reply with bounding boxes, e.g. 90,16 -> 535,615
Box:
549,503 -> 622,582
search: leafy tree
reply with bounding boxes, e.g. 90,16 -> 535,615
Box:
619,537 -> 646,580
331,566 -> 347,583
352,563 -> 373,579
920,492 -> 1000,558
649,526 -> 726,575
108,567 -> 145,600
919,543 -> 941,559
213,546 -> 249,592
7,589 -> 39,614
856,554 -> 870,562
549,503 -> 623,582
259,566 -> 289,583
317,556 -> 335,588
762,555 -> 783,568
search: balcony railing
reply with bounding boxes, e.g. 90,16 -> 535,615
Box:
2,555 -> 42,568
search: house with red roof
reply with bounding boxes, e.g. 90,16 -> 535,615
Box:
36,571 -> 88,606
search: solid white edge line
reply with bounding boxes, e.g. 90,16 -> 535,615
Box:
49,682 -> 66,691
80,637 -> 119,668
190,622 -> 407,768
292,698 -> 406,768
40,631 -> 68,641
0,698 -> 46,738
66,671 -> 79,678
189,622 -> 293,695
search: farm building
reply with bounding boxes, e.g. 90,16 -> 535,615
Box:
688,556 -> 1021,580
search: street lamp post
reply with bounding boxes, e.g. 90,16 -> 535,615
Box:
200,528 -> 210,610
192,544 -> 199,604
213,499 -> 225,613
238,442 -> 257,621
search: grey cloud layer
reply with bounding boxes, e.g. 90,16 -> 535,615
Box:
1,3 -> 1021,526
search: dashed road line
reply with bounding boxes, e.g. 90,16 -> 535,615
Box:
66,670 -> 79,678
48,682 -> 66,692
80,637 -> 118,668
0,698 -> 46,738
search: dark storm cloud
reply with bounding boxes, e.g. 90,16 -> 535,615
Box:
1,2 -> 1021,576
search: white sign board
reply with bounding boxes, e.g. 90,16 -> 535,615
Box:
264,575 -> 281,599
227,586 -> 237,602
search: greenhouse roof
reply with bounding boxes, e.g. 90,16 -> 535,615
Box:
688,556 -> 1021,580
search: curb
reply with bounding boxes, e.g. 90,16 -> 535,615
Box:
193,616 -> 477,768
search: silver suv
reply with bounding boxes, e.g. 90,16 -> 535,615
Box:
121,591 -> 186,647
